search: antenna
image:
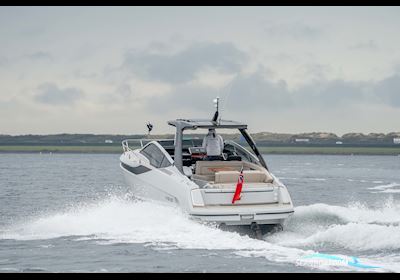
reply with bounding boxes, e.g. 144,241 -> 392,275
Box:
214,96 -> 219,111
212,96 -> 219,123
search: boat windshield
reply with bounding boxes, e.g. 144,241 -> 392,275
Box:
223,140 -> 260,165
155,133 -> 262,168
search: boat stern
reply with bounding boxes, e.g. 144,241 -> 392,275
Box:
188,185 -> 294,226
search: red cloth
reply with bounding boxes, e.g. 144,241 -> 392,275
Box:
232,167 -> 244,204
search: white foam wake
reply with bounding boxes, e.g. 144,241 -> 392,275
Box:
369,182 -> 400,194
1,195 -> 399,272
264,199 -> 400,252
291,200 -> 400,225
0,196 -> 314,270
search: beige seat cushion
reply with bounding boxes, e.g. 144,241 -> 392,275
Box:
215,171 -> 240,183
195,160 -> 274,183
214,170 -> 273,184
243,170 -> 268,183
195,161 -> 245,175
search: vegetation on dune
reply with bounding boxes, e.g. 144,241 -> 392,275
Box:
1,132 -> 400,155
0,145 -> 123,153
257,146 -> 400,155
1,145 -> 399,155
1,131 -> 400,146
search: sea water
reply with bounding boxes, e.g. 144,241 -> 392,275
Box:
0,153 -> 399,272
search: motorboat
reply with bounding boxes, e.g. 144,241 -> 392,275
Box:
120,100 -> 294,237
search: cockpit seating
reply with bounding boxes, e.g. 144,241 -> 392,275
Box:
192,161 -> 273,184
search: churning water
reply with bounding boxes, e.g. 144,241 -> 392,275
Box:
0,153 -> 400,272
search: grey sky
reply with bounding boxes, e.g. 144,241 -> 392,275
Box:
1,6 -> 400,135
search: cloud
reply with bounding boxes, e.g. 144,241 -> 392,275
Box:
0,51 -> 52,68
122,41 -> 248,84
116,83 -> 133,99
295,79 -> 368,108
159,72 -> 362,113
375,74 -> 400,107
138,69 -> 400,134
349,40 -> 379,51
24,51 -> 53,61
145,83 -> 218,115
0,57 -> 8,66
143,68 -> 400,118
300,63 -> 332,81
144,70 -> 293,117
34,83 -> 84,106
263,21 -> 323,41
147,41 -> 171,53
223,71 -> 292,112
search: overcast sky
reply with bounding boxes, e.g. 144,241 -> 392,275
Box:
1,6 -> 400,135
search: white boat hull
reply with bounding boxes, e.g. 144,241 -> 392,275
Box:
120,155 -> 294,227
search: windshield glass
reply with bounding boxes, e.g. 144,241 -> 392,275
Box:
224,140 -> 260,165
181,129 -> 260,164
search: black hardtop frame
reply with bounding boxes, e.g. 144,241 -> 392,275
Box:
167,118 -> 268,173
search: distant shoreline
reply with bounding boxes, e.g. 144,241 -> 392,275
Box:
1,145 -> 400,155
